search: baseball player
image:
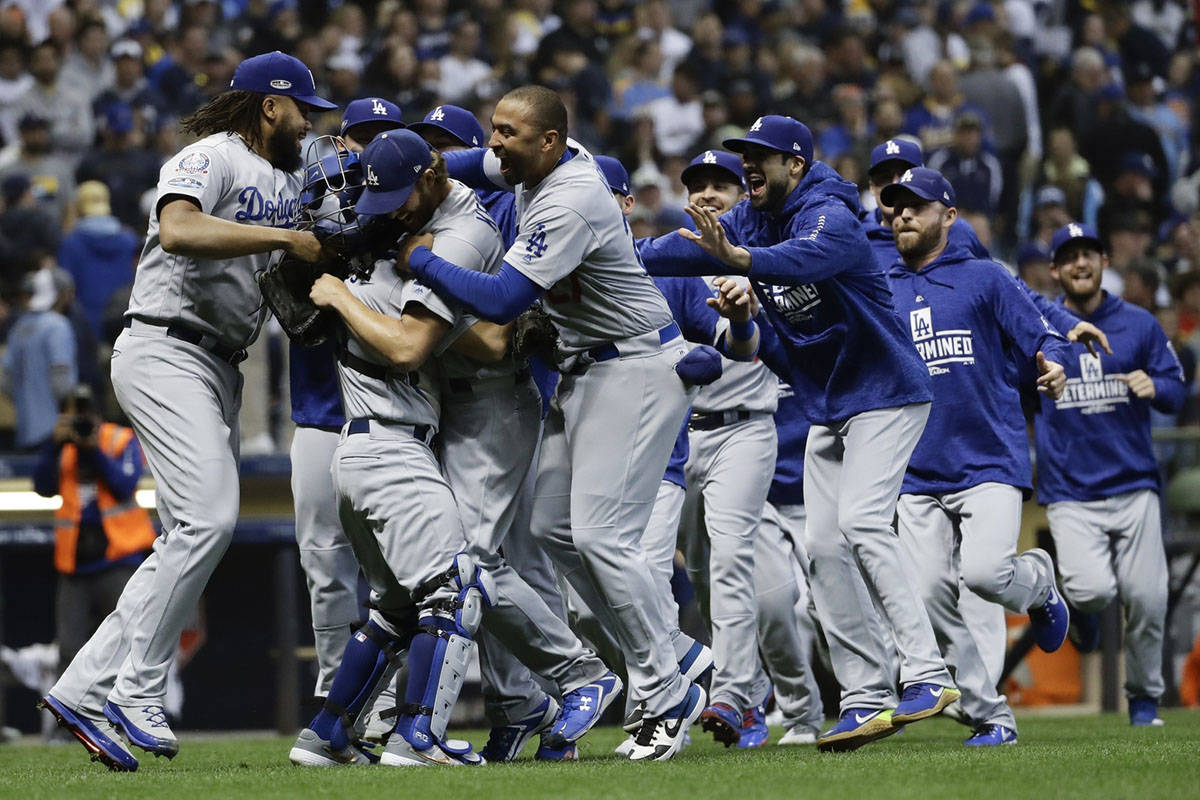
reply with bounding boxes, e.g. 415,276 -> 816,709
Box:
399,86 -> 711,761
884,168 -> 1072,746
291,130 -> 509,768
1034,222 -> 1186,727
408,104 -> 586,762
40,52 -> 335,772
639,115 -> 962,751
288,97 -> 406,707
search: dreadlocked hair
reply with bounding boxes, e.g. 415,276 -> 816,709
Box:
180,90 -> 266,149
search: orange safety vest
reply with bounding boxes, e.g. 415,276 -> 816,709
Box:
54,422 -> 156,574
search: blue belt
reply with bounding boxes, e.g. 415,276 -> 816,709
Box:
347,417 -> 433,444
585,322 -> 680,364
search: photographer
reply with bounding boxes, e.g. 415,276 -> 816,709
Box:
32,385 -> 155,676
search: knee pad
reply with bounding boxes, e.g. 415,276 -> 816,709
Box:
416,552 -> 497,637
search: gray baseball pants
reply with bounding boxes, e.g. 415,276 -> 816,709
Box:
530,343 -> 693,716
896,483 -> 1029,729
53,327 -> 242,713
679,415 -> 775,713
291,425 -> 360,698
803,403 -> 953,711
1048,489 -> 1168,699
440,376 -> 607,724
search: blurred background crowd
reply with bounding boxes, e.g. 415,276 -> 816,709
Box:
0,0 -> 1198,451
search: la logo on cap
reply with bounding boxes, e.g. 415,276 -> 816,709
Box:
367,164 -> 379,186
750,117 -> 763,132
1068,222 -> 1083,237
793,142 -> 802,151
886,140 -> 900,155
430,106 -> 445,121
900,169 -> 914,183
270,79 -> 292,90
703,150 -> 717,164
371,98 -> 388,116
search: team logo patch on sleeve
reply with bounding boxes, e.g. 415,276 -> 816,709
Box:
177,152 -> 210,174
167,176 -> 205,190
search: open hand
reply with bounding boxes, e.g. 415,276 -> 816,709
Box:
1036,351 -> 1066,399
679,205 -> 751,272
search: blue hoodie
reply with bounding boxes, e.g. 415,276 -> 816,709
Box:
768,382 -> 810,506
290,339 -> 345,429
888,242 -> 1073,496
640,161 -> 932,425
1034,292 -> 1186,503
58,215 -> 141,337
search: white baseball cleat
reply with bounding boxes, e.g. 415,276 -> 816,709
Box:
380,734 -> 485,767
627,684 -> 705,762
777,728 -> 818,746
289,728 -> 373,766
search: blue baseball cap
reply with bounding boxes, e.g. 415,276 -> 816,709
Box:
230,51 -> 336,110
409,104 -> 485,148
340,97 -> 404,137
723,115 -> 813,164
880,166 -> 955,208
1051,222 -> 1104,261
355,129 -> 433,215
681,149 -> 745,189
594,155 -> 631,197
869,138 -> 923,173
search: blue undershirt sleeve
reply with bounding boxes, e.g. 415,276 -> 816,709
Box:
408,246 -> 541,323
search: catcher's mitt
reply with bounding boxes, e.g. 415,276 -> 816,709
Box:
257,252 -> 348,347
510,305 -> 559,363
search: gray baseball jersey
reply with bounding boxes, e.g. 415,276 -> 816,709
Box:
338,270 -> 443,427
505,143 -> 676,351
127,132 -> 302,348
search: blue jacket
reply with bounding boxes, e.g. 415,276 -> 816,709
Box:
768,383 -> 809,506
641,161 -> 932,424
889,243 -> 1073,496
1034,292 -> 1186,503
289,339 -> 345,429
58,216 -> 141,337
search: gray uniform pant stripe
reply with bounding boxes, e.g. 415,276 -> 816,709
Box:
803,402 -> 952,711
530,351 -> 692,716
897,484 -> 1026,729
680,415 -> 775,712
1048,489 -> 1168,699
291,426 -> 360,699
53,330 -> 243,712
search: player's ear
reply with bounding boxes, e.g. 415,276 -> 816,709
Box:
944,205 -> 958,228
261,94 -> 279,124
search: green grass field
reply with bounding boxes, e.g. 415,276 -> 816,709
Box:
2,712 -> 1197,800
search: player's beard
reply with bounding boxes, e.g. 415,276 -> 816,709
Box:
895,219 -> 944,261
266,124 -> 304,173
751,174 -> 790,213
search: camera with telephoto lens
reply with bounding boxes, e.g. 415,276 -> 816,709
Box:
69,386 -> 95,440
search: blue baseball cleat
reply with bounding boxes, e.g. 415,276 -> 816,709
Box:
817,707 -> 900,752
679,641 -> 715,684
480,695 -> 560,763
1129,696 -> 1165,727
534,735 -> 579,761
737,704 -> 769,748
699,701 -> 742,746
964,724 -> 1018,746
542,671 -> 622,748
1029,585 -> 1070,653
40,694 -> 139,772
103,700 -> 180,758
892,682 -> 961,724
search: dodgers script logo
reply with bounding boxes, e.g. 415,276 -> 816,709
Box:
907,304 -> 975,375
235,186 -> 298,225
1055,352 -> 1129,414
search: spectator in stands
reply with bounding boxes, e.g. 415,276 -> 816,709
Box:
1080,84 -> 1169,200
927,112 -> 1002,217
611,38 -> 670,120
437,18 -> 495,105
1029,186 -> 1073,250
1123,260 -> 1164,313
93,39 -> 165,139
0,41 -> 32,148
1104,209 -> 1159,296
903,59 -> 986,153
776,42 -> 833,131
57,182 -> 140,340
637,0 -> 691,82
76,103 -> 161,233
1040,127 -> 1103,227
362,42 -> 436,125
0,174 -> 59,256
644,62 -> 704,158
682,13 -> 727,93
1017,242 -> 1057,300
823,25 -> 876,91
0,113 -> 77,226
32,384 -> 155,682
817,83 -> 871,162
1,268 -> 77,450
59,17 -> 113,106
1126,60 -> 1189,185
1101,2 -> 1171,79
1047,47 -> 1107,144
12,40 -> 93,159
146,24 -> 207,116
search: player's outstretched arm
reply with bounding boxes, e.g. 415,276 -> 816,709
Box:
443,148 -> 512,193
449,320 -> 514,363
403,235 -> 541,324
310,274 -> 449,371
159,199 -> 322,261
